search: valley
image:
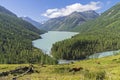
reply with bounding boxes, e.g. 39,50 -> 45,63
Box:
0,1 -> 120,80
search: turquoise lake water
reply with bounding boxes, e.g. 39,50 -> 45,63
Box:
32,31 -> 120,64
32,31 -> 78,54
89,50 -> 120,59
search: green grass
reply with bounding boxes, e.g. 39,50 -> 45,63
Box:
1,54 -> 120,80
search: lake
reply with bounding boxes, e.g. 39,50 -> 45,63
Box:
32,31 -> 120,64
89,50 -> 120,59
32,31 -> 78,54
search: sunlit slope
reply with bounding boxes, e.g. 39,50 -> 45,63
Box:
1,54 -> 120,80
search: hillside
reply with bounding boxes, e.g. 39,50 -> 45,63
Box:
41,10 -> 99,31
21,17 -> 42,29
72,3 -> 120,32
0,5 -> 17,17
0,5 -> 57,64
1,54 -> 120,80
51,3 -> 120,60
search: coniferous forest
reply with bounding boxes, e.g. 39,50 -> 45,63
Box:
0,6 -> 57,64
51,3 -> 120,60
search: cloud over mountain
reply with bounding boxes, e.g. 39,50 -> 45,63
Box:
42,1 -> 101,18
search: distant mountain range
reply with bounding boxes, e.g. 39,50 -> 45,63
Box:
41,10 -> 99,31
21,17 -> 42,29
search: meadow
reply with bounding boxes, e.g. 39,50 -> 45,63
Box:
0,54 -> 120,80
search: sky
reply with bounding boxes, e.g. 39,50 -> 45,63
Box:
0,0 -> 119,22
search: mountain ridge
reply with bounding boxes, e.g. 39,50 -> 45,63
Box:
72,2 -> 120,32
21,17 -> 42,29
41,10 -> 99,31
0,5 -> 17,17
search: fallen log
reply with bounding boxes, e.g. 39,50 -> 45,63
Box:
0,65 -> 34,77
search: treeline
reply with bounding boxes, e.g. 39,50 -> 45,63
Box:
0,37 -> 57,64
51,32 -> 120,60
0,10 -> 57,64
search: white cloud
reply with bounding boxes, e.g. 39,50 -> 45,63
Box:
42,1 -> 101,18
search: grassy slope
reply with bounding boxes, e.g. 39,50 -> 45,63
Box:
1,54 -> 120,80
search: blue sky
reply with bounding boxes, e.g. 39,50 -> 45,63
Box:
0,0 -> 119,22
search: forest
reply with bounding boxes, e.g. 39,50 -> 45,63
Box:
51,32 -> 120,60
51,3 -> 120,60
0,9 -> 57,64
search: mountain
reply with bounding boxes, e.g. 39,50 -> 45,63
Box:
0,5 -> 17,17
0,5 -> 57,64
51,3 -> 120,60
41,10 -> 99,31
72,3 -> 120,32
21,17 -> 42,29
